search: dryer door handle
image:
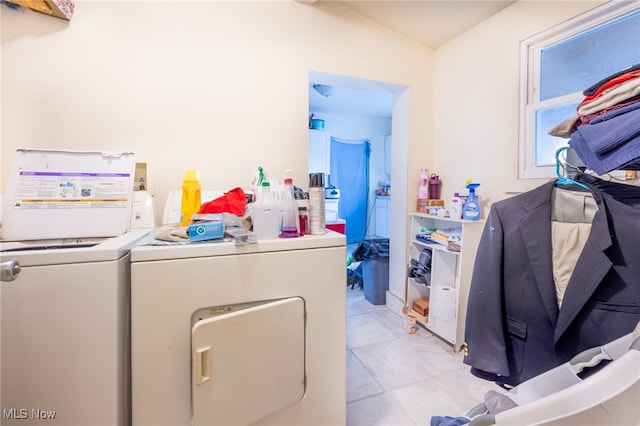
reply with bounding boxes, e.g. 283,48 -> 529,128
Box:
194,345 -> 212,385
1,259 -> 21,282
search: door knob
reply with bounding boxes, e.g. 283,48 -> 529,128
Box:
1,259 -> 21,281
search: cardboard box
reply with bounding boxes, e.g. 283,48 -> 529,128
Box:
412,298 -> 430,317
426,199 -> 445,207
188,214 -> 224,242
403,314 -> 417,334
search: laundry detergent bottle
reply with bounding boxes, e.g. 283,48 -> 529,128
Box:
462,183 -> 481,221
252,180 -> 281,239
180,169 -> 202,226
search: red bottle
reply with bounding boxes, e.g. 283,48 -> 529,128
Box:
298,206 -> 309,235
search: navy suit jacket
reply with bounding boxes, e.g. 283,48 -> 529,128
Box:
463,174 -> 640,387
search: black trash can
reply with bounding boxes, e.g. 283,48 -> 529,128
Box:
352,238 -> 390,305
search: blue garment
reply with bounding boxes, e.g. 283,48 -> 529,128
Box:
570,101 -> 640,174
430,416 -> 470,426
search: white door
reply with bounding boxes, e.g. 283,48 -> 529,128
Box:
191,297 -> 305,426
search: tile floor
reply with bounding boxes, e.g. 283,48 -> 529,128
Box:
345,285 -> 499,426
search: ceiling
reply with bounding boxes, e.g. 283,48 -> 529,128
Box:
308,1 -> 516,118
334,1 -> 515,49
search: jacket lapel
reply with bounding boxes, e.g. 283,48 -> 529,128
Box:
519,182 -> 560,326
554,201 -> 613,343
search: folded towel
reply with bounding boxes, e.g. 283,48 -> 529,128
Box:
154,225 -> 189,242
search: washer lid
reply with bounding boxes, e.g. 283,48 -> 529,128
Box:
1,149 -> 136,241
0,229 -> 153,266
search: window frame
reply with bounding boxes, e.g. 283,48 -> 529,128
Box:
518,1 -> 640,179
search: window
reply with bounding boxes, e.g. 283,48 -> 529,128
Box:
519,2 -> 640,179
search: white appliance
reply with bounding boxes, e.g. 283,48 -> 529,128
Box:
325,198 -> 340,222
0,149 -> 154,426
130,231 -> 347,425
0,229 -> 153,425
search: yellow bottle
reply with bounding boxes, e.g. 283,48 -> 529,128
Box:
180,169 -> 202,227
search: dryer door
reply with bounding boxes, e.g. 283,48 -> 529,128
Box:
191,297 -> 305,426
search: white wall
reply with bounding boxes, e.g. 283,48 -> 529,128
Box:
2,1 -> 433,312
434,1 -> 607,211
1,1 -> 434,224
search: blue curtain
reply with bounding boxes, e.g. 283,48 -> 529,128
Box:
330,137 -> 370,244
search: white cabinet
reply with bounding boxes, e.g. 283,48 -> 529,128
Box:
406,213 -> 484,352
384,135 -> 391,176
308,129 -> 329,176
375,196 -> 390,238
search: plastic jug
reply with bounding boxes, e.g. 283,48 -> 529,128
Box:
180,169 -> 202,227
251,181 -> 281,239
450,193 -> 464,220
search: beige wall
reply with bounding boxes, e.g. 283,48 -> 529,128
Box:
434,1 -> 606,210
1,0 -> 433,223
0,0 -> 609,313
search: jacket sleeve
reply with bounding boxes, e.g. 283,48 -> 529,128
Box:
463,203 -> 511,380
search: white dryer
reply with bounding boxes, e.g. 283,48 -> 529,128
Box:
130,232 -> 347,425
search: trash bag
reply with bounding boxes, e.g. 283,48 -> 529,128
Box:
350,238 -> 390,305
352,238 -> 390,262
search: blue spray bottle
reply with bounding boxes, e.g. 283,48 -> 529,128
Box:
462,183 -> 481,220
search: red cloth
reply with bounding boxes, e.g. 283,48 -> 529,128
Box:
198,187 -> 247,216
579,70 -> 640,105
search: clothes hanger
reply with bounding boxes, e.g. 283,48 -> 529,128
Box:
555,146 -> 590,191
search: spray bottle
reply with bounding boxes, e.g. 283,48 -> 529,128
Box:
251,166 -> 265,203
251,167 -> 281,239
462,182 -> 481,221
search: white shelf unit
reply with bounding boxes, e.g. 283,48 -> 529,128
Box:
406,213 -> 484,352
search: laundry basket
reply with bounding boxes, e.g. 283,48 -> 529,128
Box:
431,322 -> 640,425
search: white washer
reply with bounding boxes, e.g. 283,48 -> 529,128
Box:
130,232 -> 347,425
1,148 -> 154,425
0,229 -> 153,426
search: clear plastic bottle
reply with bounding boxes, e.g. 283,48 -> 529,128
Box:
180,169 -> 201,226
280,170 -> 300,238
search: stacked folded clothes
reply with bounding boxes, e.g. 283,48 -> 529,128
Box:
549,63 -> 640,175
